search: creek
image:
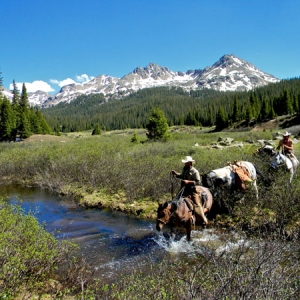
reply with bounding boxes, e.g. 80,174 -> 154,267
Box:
2,185 -> 244,284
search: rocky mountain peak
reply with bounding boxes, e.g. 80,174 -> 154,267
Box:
3,54 -> 280,107
132,63 -> 172,80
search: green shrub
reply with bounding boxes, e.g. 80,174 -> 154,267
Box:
0,199 -> 76,298
98,238 -> 300,299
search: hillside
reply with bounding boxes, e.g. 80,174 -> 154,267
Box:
41,78 -> 300,133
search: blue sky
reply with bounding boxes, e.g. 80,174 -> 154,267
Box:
0,0 -> 299,94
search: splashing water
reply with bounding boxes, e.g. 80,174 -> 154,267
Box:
154,229 -> 220,255
154,228 -> 248,257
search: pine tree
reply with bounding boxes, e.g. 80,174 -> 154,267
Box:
92,124 -> 101,135
131,130 -> 139,143
146,107 -> 169,141
11,80 -> 21,139
231,96 -> 240,122
0,98 -> 16,141
292,94 -> 299,113
29,107 -> 41,134
282,90 -> 293,115
11,80 -> 20,110
0,69 -> 3,96
249,92 -> 260,119
35,108 -> 51,134
18,111 -> 31,139
215,107 -> 228,131
245,103 -> 253,124
259,98 -> 269,121
20,83 -> 30,112
269,105 -> 276,119
17,83 -> 32,138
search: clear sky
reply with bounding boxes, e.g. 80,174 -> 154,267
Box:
0,0 -> 299,94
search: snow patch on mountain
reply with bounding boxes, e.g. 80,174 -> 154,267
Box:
2,54 -> 279,107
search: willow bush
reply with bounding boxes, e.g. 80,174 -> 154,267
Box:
0,129 -> 296,203
0,199 -> 76,298
99,235 -> 300,299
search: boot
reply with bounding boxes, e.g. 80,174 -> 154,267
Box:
192,193 -> 208,225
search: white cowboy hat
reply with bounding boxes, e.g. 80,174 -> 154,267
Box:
182,156 -> 195,163
283,131 -> 291,137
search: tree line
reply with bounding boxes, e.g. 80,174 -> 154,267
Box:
1,67 -> 300,136
0,74 -> 51,141
42,77 -> 300,133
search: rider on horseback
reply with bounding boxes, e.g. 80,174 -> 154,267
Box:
171,156 -> 208,225
276,131 -> 299,168
277,131 -> 294,156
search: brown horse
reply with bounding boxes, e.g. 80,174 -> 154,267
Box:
156,187 -> 213,241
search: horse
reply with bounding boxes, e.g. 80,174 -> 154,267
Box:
156,187 -> 213,241
270,152 -> 299,183
255,145 -> 299,183
201,161 -> 258,213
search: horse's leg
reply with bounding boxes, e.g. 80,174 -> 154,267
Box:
186,222 -> 192,241
170,226 -> 176,240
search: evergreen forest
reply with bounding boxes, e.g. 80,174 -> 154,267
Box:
41,77 -> 300,133
0,75 -> 51,141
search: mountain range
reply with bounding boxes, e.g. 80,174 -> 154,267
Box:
3,54 -> 280,107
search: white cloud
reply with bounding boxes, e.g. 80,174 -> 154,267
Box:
76,74 -> 94,83
9,74 -> 95,94
50,74 -> 94,88
50,77 -> 76,87
9,80 -> 55,93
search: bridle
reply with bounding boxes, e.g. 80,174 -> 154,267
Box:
157,203 -> 173,225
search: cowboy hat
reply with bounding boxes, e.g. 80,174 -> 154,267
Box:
283,131 -> 291,137
182,156 -> 195,163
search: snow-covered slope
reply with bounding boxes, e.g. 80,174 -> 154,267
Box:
2,54 -> 279,107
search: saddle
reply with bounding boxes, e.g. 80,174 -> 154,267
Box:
183,191 -> 208,211
228,161 -> 252,191
286,153 -> 299,167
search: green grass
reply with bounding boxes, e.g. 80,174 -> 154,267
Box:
1,126 -> 300,299
0,127 -> 299,217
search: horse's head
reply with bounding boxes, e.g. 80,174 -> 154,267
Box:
156,201 -> 172,231
270,152 -> 284,169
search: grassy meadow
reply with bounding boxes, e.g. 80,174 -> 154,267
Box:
0,126 -> 299,226
1,125 -> 300,299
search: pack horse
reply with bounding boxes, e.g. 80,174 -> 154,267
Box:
202,161 -> 258,200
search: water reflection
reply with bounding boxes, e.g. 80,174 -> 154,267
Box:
1,185 -> 245,283
1,185 -> 165,281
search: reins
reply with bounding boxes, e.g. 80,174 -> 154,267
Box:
170,171 -> 185,199
170,171 -> 176,198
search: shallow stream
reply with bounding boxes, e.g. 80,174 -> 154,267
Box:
1,185 -> 244,283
